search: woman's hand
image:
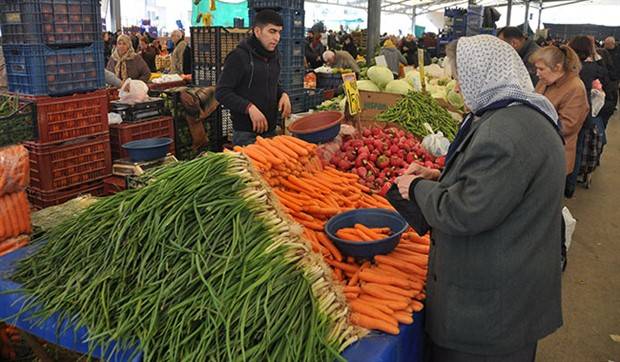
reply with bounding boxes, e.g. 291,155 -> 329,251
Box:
395,174 -> 420,200
405,163 -> 441,181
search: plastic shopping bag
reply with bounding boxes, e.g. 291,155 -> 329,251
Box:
591,88 -> 605,117
421,123 -> 450,157
119,78 -> 149,104
563,206 -> 576,251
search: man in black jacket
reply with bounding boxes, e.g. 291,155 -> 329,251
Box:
215,10 -> 291,146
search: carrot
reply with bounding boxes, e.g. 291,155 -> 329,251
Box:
364,283 -> 418,298
269,137 -> 298,158
374,255 -> 427,277
304,206 -> 340,216
358,295 -> 409,311
316,232 -> 343,261
358,270 -> 413,289
414,293 -> 426,301
256,136 -> 291,161
393,311 -> 414,325
325,258 -> 359,274
283,135 -> 315,151
397,243 -> 430,254
354,224 -> 387,240
247,143 -> 283,165
350,313 -> 400,335
0,235 -> 28,255
336,229 -> 366,242
0,195 -> 7,239
373,264 -> 415,281
361,284 -> 411,303
351,298 -> 394,315
241,145 -> 268,164
344,292 -> 359,300
348,269 -> 360,286
4,194 -> 19,238
349,300 -> 399,326
276,136 -> 309,156
343,286 -> 361,293
369,227 -> 391,234
389,251 -> 428,267
410,300 -> 424,312
333,268 -> 343,282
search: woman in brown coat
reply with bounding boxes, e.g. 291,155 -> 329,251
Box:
531,45 -> 589,181
106,34 -> 151,83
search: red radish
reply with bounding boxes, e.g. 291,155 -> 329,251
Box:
362,129 -> 372,137
376,155 -> 390,169
406,153 -> 415,164
369,153 -> 378,163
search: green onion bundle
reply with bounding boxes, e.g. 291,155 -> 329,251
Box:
11,152 -> 357,361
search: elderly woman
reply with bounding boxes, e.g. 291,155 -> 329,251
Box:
170,29 -> 192,75
106,34 -> 151,83
380,39 -> 407,78
391,35 -> 565,361
531,45 -> 589,197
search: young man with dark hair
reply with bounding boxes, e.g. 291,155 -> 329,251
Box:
215,10 -> 291,146
498,26 -> 540,85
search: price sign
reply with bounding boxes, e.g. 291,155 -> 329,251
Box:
342,72 -> 361,115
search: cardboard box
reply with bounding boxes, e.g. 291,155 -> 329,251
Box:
359,90 -> 402,122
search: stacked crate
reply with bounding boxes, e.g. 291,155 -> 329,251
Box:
191,26 -> 250,147
0,0 -> 110,208
248,0 -> 307,113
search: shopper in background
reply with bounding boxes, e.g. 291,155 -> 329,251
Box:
342,34 -> 358,59
392,35 -> 564,361
603,36 -> 620,119
215,10 -> 291,146
170,29 -> 192,75
380,39 -> 407,79
139,36 -> 158,73
498,26 -> 540,85
106,34 -> 151,83
327,30 -> 337,50
400,34 -> 418,66
103,32 -> 114,65
322,50 -> 360,73
305,31 -> 325,69
531,45 -> 590,197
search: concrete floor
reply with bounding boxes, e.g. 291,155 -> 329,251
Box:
536,112 -> 620,361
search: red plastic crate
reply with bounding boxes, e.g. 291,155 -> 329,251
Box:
103,175 -> 126,196
21,89 -> 109,144
109,116 -> 175,160
27,179 -> 104,210
25,133 -> 112,191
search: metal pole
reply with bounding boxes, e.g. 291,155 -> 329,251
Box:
110,0 -> 121,32
506,0 -> 512,26
523,0 -> 530,35
411,6 -> 416,36
537,0 -> 543,31
367,0 -> 381,64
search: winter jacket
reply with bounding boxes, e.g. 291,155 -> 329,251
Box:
215,37 -> 284,133
605,45 -> 620,81
536,73 -> 590,174
380,47 -> 407,76
518,39 -> 540,86
332,50 -> 360,73
106,56 -> 151,83
410,104 -> 565,355
171,39 -> 192,75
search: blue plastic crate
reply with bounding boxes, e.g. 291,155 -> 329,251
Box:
281,54 -> 304,68
316,73 -> 343,90
304,88 -> 324,110
248,0 -> 303,10
279,66 -> 304,90
285,87 -> 306,113
0,0 -> 102,45
249,8 -> 305,39
278,38 -> 304,64
4,42 -> 105,96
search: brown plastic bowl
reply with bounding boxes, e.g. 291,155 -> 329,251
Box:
288,111 -> 343,134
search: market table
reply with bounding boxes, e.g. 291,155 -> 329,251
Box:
0,245 -> 425,362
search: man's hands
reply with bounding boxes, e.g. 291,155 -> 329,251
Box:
405,162 -> 441,181
279,93 -> 292,119
248,104 -> 268,133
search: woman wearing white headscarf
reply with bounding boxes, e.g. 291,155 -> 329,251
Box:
106,34 -> 151,83
389,35 -> 565,361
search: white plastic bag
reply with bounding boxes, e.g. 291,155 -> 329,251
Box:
563,206 -> 576,251
108,112 -> 122,125
421,123 -> 450,157
591,89 -> 605,117
119,78 -> 149,104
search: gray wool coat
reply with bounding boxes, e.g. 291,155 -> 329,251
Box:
412,105 -> 565,355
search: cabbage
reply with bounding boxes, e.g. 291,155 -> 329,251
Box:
446,79 -> 457,91
425,64 -> 444,79
384,79 -> 413,95
367,66 -> 393,89
429,78 -> 439,86
427,84 -> 447,100
357,79 -> 381,92
447,89 -> 464,109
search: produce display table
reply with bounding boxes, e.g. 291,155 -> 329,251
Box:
0,245 -> 424,362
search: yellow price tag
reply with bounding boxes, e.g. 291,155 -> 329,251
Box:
342,72 -> 361,115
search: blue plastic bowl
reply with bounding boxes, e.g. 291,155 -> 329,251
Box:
121,137 -> 172,162
288,111 -> 342,144
325,208 -> 409,259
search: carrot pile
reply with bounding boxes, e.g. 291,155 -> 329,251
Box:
0,145 -> 31,257
237,135 -> 431,336
336,224 -> 391,242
